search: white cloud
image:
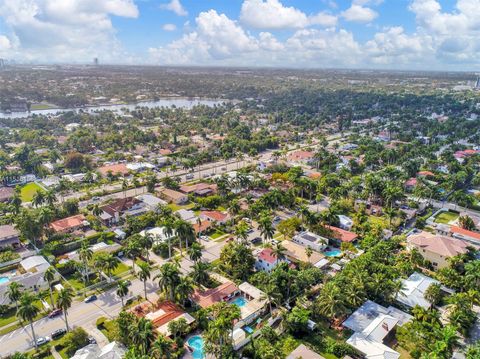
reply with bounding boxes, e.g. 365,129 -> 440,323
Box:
240,0 -> 308,29
0,35 -> 11,50
0,0 -> 138,62
309,12 -> 338,27
342,4 -> 378,23
259,32 -> 284,51
160,0 -> 187,17
162,23 -> 177,31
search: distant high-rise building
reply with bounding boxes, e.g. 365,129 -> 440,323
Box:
476,76 -> 480,89
94,57 -> 99,66
0,59 -> 5,70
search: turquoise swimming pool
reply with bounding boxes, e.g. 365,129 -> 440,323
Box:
231,296 -> 248,307
324,249 -> 342,257
0,276 -> 9,285
187,335 -> 204,359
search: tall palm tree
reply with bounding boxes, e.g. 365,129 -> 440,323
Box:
234,220 -> 249,243
175,276 -> 194,305
262,283 -> 282,314
315,283 -> 347,323
151,335 -> 173,359
17,292 -> 40,348
155,263 -> 181,301
31,191 -> 45,208
125,238 -> 142,274
56,287 -> 73,332
191,261 -> 210,286
162,219 -> 175,259
44,189 -> 57,208
130,317 -> 154,355
258,213 -> 274,245
137,261 -> 151,300
43,267 -> 56,307
187,242 -> 203,263
117,281 -> 129,307
175,219 -> 195,254
103,254 -> 119,282
7,282 -> 23,312
271,242 -> 286,261
139,233 -> 154,262
78,241 -> 93,286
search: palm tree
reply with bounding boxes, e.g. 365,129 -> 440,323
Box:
44,189 -> 57,208
155,263 -> 181,301
176,276 -> 194,305
137,261 -> 151,300
31,191 -> 45,207
162,219 -> 175,259
125,238 -> 142,274
234,220 -> 249,243
305,247 -> 313,263
103,254 -> 119,282
17,292 -> 40,348
140,233 -> 154,262
175,219 -> 195,254
151,335 -> 173,359
7,282 -> 23,312
191,261 -> 210,286
262,283 -> 282,314
465,261 -> 480,289
43,267 -> 56,307
271,242 -> 286,261
56,287 -> 73,332
258,213 -> 274,244
187,242 -> 203,263
78,241 -> 93,286
117,281 -> 129,307
130,317 -> 154,355
315,283 -> 348,323
91,204 -> 102,217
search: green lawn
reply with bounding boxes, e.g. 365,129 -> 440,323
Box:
368,215 -> 388,229
434,211 -> 459,224
210,230 -> 225,239
30,103 -> 56,110
20,182 -> 45,202
167,202 -> 195,211
112,262 -> 130,276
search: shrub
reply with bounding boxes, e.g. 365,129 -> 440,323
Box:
61,327 -> 89,357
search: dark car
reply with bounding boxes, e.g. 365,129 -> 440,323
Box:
48,309 -> 62,318
251,237 -> 262,244
88,337 -> 97,344
51,328 -> 66,340
84,295 -> 97,303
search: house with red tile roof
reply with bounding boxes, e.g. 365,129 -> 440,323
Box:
324,225 -> 358,244
193,219 -> 212,234
407,231 -> 471,269
50,214 -> 88,234
145,301 -> 195,336
255,247 -> 288,273
100,197 -> 146,225
190,281 -> 239,308
417,171 -> 434,177
287,150 -> 314,163
98,163 -> 130,177
449,226 -> 480,246
199,210 -> 229,224
179,182 -> 217,196
404,177 -> 417,190
158,188 -> 188,205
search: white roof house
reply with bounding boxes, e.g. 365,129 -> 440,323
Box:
70,342 -> 126,359
396,272 -> 441,309
136,193 -> 167,210
140,227 -> 176,244
338,215 -> 353,230
176,209 -> 197,223
20,255 -> 50,273
347,332 -> 400,359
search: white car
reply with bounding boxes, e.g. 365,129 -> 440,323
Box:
35,336 -> 50,347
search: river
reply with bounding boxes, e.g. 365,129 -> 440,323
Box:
0,97 -> 227,119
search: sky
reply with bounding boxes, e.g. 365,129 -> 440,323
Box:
0,0 -> 479,71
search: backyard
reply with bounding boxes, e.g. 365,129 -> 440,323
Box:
20,182 -> 45,202
434,210 -> 459,224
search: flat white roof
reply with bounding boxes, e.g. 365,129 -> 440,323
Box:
347,333 -> 400,359
397,272 -> 440,309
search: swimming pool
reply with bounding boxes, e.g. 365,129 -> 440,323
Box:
324,249 -> 342,257
231,296 -> 248,307
187,335 -> 204,359
0,277 -> 9,285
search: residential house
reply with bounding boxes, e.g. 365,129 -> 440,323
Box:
292,231 -> 328,252
396,272 -> 451,309
135,193 -> 167,210
407,231 -> 470,269
235,282 -> 268,327
139,227 -> 176,245
193,219 -> 212,235
281,240 -> 326,267
0,187 -> 14,202
100,197 -> 147,226
180,182 -> 217,197
191,280 -> 239,308
143,301 -> 195,336
255,247 -> 288,273
287,150 -> 314,164
50,214 -> 88,234
199,210 -> 229,225
176,209 -> 197,223
158,188 -> 188,205
287,345 -> 325,359
324,225 -> 358,246
0,225 -> 20,249
449,226 -> 480,247
344,300 -> 412,359
404,177 -> 417,191
338,215 -> 353,230
98,163 -> 130,177
70,342 -> 126,359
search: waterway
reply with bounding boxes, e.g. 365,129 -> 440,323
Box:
0,97 -> 227,119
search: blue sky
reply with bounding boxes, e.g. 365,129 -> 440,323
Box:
0,0 -> 479,70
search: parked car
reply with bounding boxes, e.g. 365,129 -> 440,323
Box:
221,167 -> 227,171
199,235 -> 209,242
186,174 -> 194,180
88,337 -> 97,344
51,329 -> 66,340
35,337 -> 50,347
84,295 -> 97,303
48,309 -> 62,318
251,237 -> 262,244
